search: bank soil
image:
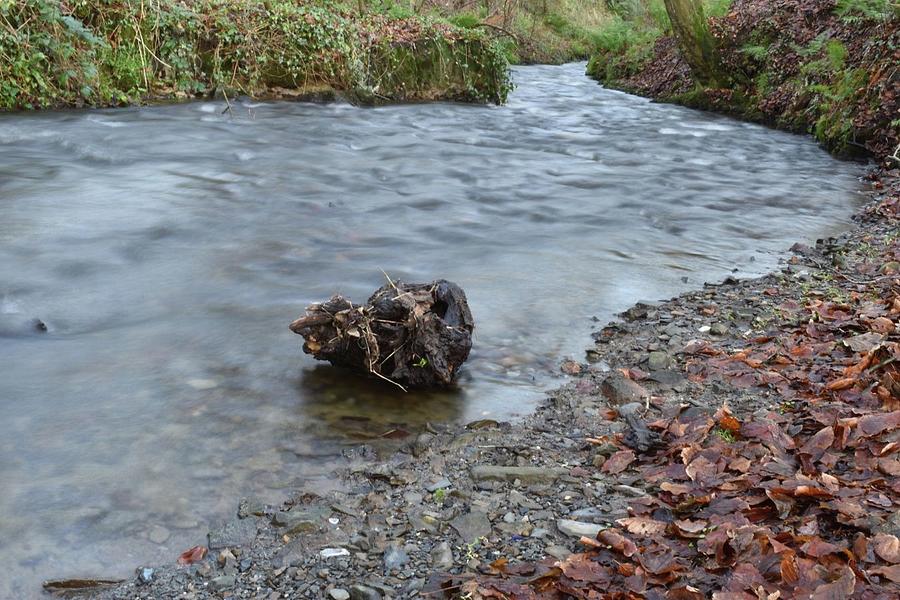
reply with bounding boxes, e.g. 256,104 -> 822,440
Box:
77,167 -> 900,599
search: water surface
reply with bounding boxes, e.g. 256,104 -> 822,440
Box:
0,63 -> 863,596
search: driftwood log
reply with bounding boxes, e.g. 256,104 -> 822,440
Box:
289,279 -> 474,389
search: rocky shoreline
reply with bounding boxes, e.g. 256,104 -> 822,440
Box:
71,166 -> 899,600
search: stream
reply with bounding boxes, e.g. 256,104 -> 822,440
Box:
0,63 -> 864,596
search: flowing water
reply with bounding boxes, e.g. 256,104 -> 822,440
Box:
0,63 -> 864,596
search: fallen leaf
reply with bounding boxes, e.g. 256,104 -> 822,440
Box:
873,533 -> 900,563
869,564 -> 900,582
617,517 -> 668,536
602,450 -> 636,474
177,545 -> 207,566
810,566 -> 855,600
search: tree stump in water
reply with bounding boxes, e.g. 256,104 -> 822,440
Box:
289,279 -> 474,389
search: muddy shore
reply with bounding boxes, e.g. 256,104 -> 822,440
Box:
59,166 -> 898,600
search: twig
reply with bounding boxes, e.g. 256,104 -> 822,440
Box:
221,87 -> 233,117
471,22 -> 520,42
868,356 -> 897,373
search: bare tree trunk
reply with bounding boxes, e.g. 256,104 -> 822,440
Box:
663,0 -> 724,87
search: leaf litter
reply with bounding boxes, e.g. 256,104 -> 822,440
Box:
437,178 -> 900,598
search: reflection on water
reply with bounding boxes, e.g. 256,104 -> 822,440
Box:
0,63 -> 863,596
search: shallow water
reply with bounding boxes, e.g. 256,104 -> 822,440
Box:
0,63 -> 864,596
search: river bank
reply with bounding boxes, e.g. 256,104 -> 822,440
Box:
0,0 -> 511,109
74,164 -> 899,599
586,0 -> 898,161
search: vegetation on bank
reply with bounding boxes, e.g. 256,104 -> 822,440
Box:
586,0 -> 900,161
0,0 -> 513,110
401,0 -> 612,64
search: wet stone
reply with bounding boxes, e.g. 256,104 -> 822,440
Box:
647,351 -> 670,371
136,567 -> 154,585
450,509 -> 491,543
209,575 -> 235,592
431,541 -> 454,570
600,373 -> 648,405
208,517 -> 258,550
349,584 -> 382,600
556,519 -> 604,538
272,507 -> 329,534
470,465 -> 564,484
424,478 -> 452,492
545,545 -> 572,560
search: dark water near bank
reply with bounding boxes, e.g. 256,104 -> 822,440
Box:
0,63 -> 863,595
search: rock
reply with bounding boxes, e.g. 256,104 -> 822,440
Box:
330,589 -> 351,600
544,545 -> 572,560
556,519 -> 604,538
568,507 -> 609,523
349,584 -> 382,600
136,567 -> 154,585
470,465 -> 565,484
710,323 -> 729,336
424,478 -> 452,492
272,507 -> 329,534
208,517 -> 258,550
450,510 -> 492,543
431,541 -> 454,570
383,543 -> 409,572
412,432 -> 435,457
508,489 -> 542,510
209,575 -> 235,592
238,497 -> 269,518
320,547 -> 351,559
148,525 -> 170,544
600,373 -> 648,405
647,351 -> 670,371
621,302 -> 656,321
560,360 -> 582,375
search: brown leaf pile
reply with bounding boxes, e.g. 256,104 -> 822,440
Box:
436,192 -> 900,598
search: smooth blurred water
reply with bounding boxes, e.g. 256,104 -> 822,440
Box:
0,63 -> 864,596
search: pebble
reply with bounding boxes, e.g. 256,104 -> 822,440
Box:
600,373 -> 648,405
208,575 -> 235,592
329,589 -> 351,600
136,567 -> 154,585
470,465 -> 565,484
320,547 -> 351,559
556,519 -> 604,538
431,541 -> 454,570
647,351 -> 670,371
349,584 -> 381,600
424,478 -> 452,492
544,545 -> 572,560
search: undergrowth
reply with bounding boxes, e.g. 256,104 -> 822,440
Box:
0,0 -> 512,110
586,0 -> 899,160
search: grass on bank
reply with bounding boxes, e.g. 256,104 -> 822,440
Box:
0,0 -> 512,110
585,0 -> 899,157
363,0 -> 614,64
